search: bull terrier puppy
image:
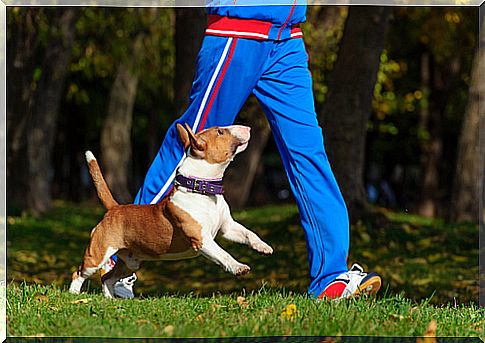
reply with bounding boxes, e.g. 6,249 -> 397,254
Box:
69,123 -> 273,298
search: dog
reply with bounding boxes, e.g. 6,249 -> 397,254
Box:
69,123 -> 273,298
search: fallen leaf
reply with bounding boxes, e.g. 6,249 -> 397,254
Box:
281,304 -> 298,321
33,294 -> 48,303
211,304 -> 222,311
70,298 -> 92,304
417,320 -> 437,343
163,325 -> 174,336
413,278 -> 433,286
237,296 -> 249,308
390,313 -> 404,321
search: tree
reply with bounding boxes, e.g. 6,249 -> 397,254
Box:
7,8 -> 41,211
174,7 -> 206,115
450,10 -> 485,223
7,8 -> 80,215
28,8 -> 80,214
100,44 -> 141,203
99,8 -> 165,202
319,6 -> 391,220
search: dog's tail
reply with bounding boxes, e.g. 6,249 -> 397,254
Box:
85,151 -> 118,210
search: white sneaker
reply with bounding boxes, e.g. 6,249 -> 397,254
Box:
318,263 -> 382,300
113,274 -> 137,299
100,257 -> 137,299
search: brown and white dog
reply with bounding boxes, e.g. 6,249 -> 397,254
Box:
69,123 -> 273,298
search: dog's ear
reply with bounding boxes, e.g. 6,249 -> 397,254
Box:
177,123 -> 190,150
183,123 -> 206,157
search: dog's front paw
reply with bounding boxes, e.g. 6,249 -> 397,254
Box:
234,264 -> 251,276
251,241 -> 273,256
191,238 -> 203,251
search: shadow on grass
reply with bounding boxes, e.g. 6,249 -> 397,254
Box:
7,201 -> 479,304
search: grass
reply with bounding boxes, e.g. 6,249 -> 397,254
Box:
7,284 -> 483,337
7,201 -> 482,337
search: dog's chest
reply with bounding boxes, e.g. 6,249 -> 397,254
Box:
170,191 -> 224,238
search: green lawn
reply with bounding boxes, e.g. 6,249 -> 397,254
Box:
7,283 -> 483,337
7,201 -> 482,337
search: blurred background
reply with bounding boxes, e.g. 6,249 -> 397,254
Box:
6,6 -> 483,304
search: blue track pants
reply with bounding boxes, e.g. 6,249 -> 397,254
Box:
134,35 -> 349,297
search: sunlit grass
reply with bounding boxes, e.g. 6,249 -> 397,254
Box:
7,283 -> 483,337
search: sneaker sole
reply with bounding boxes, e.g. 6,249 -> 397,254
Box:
353,273 -> 382,297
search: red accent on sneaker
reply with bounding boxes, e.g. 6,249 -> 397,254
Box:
318,281 -> 347,299
107,257 -> 116,269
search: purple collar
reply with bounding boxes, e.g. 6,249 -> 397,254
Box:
174,174 -> 224,196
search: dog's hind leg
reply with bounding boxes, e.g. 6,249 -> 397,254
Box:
69,226 -> 120,295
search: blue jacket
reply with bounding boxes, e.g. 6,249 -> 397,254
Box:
206,0 -> 307,26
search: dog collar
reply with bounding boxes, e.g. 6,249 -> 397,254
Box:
174,174 -> 224,196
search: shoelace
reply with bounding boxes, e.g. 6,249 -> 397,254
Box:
334,263 -> 366,281
348,263 -> 365,274
122,274 -> 137,286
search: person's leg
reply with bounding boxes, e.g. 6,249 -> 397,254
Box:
253,38 -> 350,297
109,36 -> 272,298
135,36 -> 270,204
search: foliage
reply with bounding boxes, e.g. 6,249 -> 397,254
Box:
7,202 -> 478,305
303,7 -> 348,106
366,7 -> 478,210
7,7 -> 479,216
55,8 -> 176,199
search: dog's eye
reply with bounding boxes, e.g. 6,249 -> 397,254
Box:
217,129 -> 224,136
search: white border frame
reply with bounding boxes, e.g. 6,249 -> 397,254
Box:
1,2 -> 483,342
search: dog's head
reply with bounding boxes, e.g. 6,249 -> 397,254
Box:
177,123 -> 250,178
177,123 -> 250,162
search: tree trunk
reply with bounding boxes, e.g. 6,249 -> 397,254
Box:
450,12 -> 485,223
100,37 -> 143,203
101,8 -> 162,202
417,52 -> 445,218
7,8 -> 42,211
25,8 -> 80,215
418,47 -> 460,218
224,98 -> 271,208
318,6 -> 391,221
174,7 -> 206,115
100,65 -> 138,203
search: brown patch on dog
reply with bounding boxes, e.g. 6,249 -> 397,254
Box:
72,199 -> 201,282
164,196 -> 203,250
198,127 -> 243,164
